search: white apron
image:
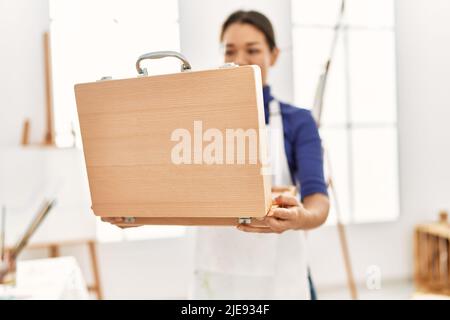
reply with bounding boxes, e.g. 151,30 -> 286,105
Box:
190,99 -> 309,300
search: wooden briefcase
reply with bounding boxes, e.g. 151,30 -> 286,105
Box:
75,51 -> 293,227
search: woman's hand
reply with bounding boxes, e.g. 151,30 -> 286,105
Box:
236,194 -> 305,234
237,193 -> 329,234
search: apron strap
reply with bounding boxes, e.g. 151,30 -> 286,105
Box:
268,99 -> 293,187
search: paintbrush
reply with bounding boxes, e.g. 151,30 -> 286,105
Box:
10,199 -> 56,261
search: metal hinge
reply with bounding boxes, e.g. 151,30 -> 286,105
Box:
122,217 -> 136,224
238,217 -> 252,224
97,76 -> 113,82
219,62 -> 239,69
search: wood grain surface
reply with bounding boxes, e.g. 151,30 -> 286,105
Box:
75,65 -> 272,221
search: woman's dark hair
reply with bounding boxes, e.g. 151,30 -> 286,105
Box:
220,10 -> 277,51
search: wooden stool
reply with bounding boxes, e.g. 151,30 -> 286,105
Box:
414,211 -> 450,296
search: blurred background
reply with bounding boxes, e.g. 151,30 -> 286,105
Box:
0,0 -> 449,299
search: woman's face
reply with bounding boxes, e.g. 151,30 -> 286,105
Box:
221,23 -> 279,85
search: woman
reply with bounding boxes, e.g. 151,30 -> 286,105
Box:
190,10 -> 329,300
105,10 -> 329,300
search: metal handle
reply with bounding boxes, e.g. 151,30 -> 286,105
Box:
136,51 -> 192,76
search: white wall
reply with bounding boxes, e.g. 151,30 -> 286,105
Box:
1,0 -> 450,299
0,0 -> 49,146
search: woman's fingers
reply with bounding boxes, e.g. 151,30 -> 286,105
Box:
273,194 -> 301,207
237,205 -> 298,233
101,217 -> 124,223
268,207 -> 294,220
264,217 -> 289,233
237,216 -> 290,234
237,224 -> 277,233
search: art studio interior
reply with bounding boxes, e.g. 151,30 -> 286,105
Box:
1,0 -> 450,300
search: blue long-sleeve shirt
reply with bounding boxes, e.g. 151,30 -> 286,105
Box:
263,85 -> 328,199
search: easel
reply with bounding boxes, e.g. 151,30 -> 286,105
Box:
20,31 -> 55,147
312,0 -> 358,299
4,240 -> 103,300
42,31 -> 55,146
10,32 -> 102,299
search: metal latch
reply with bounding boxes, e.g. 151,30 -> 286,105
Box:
122,217 -> 136,224
220,62 -> 239,69
238,217 -> 252,224
97,76 -> 113,81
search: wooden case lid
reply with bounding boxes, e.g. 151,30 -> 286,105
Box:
75,65 -> 271,220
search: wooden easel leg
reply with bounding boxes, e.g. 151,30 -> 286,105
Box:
48,244 -> 60,258
87,241 -> 103,300
326,147 -> 359,299
337,221 -> 358,300
328,177 -> 358,300
42,31 -> 55,146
